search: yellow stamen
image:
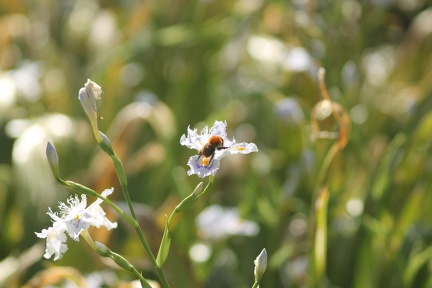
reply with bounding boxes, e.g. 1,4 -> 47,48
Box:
201,157 -> 210,166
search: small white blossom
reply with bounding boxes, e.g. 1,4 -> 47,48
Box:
180,120 -> 258,178
35,222 -> 68,260
36,188 -> 117,260
196,205 -> 259,239
78,79 -> 103,142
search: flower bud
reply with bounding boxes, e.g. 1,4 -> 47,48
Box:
193,182 -> 204,196
254,248 -> 267,282
65,180 -> 99,197
46,142 -> 60,180
78,79 -> 103,142
98,131 -> 114,155
95,241 -> 111,257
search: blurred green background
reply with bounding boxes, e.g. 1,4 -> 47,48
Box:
1,0 -> 432,287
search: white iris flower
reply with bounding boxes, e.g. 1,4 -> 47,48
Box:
36,188 -> 117,260
180,120 -> 258,178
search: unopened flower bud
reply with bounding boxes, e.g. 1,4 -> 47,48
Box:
46,142 -> 60,180
65,181 -> 99,197
95,241 -> 111,257
254,248 -> 267,282
193,182 -> 203,196
98,131 -> 114,155
78,79 -> 103,143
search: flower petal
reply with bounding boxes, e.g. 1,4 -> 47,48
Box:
180,126 -> 204,151
218,142 -> 258,159
35,222 -> 68,260
186,155 -> 220,178
209,120 -> 228,139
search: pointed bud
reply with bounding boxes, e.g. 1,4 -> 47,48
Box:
174,182 -> 204,214
193,182 -> 204,196
46,142 -> 60,180
98,131 -> 114,155
254,248 -> 267,282
94,241 -> 111,257
78,79 -> 103,142
65,181 -> 99,197
156,223 -> 171,267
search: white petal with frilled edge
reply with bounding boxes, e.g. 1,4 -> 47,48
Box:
35,221 -> 68,260
220,142 -> 259,159
186,155 -> 221,178
180,126 -> 205,151
86,188 -> 118,230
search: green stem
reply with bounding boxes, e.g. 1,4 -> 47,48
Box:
167,178 -> 212,227
309,143 -> 342,287
110,153 -> 137,220
131,218 -> 171,288
252,281 -> 260,288
313,187 -> 329,285
81,231 -> 153,288
107,151 -> 170,288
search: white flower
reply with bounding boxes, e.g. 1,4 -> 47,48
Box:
180,120 -> 258,178
78,79 -> 103,142
35,221 -> 68,260
196,204 -> 259,240
36,188 -> 117,260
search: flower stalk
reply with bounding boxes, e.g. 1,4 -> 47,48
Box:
81,232 -> 153,288
309,68 -> 351,287
156,179 -> 211,268
76,79 -> 171,286
95,133 -> 171,287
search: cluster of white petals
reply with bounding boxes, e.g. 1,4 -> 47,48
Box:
180,120 -> 258,178
36,188 -> 117,260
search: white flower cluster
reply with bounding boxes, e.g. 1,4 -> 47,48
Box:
35,188 -> 117,260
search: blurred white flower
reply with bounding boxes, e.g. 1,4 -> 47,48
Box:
180,120 -> 258,178
282,47 -> 312,72
274,97 -> 304,126
196,205 -> 259,239
36,188 -> 117,260
247,36 -> 285,63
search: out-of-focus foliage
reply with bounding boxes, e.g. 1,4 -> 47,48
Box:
1,0 -> 432,287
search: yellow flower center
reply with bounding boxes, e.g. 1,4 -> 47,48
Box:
201,158 -> 211,166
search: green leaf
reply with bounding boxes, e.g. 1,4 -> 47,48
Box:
404,245 -> 432,287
